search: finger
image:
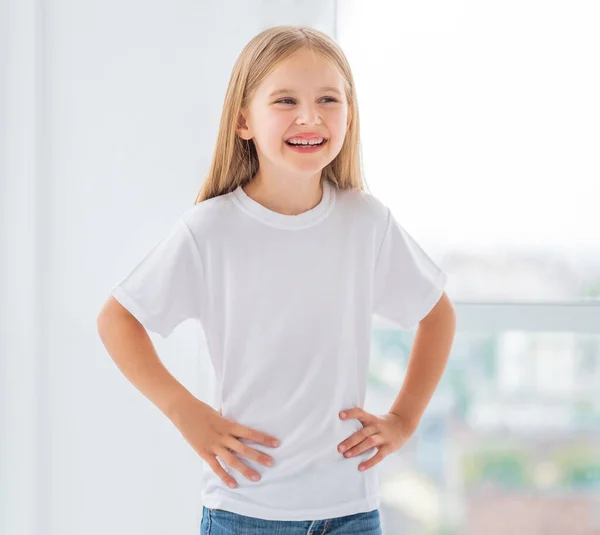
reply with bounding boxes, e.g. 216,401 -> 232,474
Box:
234,423 -> 280,448
343,434 -> 382,458
339,407 -> 370,425
338,426 -> 377,453
219,448 -> 262,482
224,436 -> 275,468
358,448 -> 387,472
207,456 -> 238,489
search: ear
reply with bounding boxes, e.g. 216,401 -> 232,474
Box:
236,109 -> 252,140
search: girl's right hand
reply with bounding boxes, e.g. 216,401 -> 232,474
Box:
171,397 -> 280,488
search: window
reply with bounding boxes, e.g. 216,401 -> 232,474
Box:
338,2 -> 600,532
337,0 -> 600,304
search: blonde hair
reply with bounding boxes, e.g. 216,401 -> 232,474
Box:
194,25 -> 367,204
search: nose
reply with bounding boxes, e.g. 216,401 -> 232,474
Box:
296,103 -> 322,126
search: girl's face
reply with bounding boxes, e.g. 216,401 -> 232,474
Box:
237,48 -> 351,182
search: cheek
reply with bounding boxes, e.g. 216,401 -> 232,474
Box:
328,113 -> 349,148
258,117 -> 289,150
331,110 -> 349,134
246,109 -> 281,149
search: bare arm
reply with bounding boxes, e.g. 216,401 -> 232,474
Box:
96,297 -> 280,488
388,292 -> 457,430
96,296 -> 196,423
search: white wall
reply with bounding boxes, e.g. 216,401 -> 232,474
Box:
1,2 -> 335,534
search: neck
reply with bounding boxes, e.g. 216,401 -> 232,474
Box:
242,171 -> 324,216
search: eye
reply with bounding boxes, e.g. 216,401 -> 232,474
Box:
275,97 -> 338,105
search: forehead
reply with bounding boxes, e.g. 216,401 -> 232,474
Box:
257,49 -> 345,95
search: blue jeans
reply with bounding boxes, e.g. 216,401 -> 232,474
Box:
200,506 -> 383,534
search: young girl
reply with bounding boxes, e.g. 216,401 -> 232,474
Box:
98,25 -> 455,535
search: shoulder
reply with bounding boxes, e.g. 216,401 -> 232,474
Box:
178,190 -> 238,237
334,184 -> 391,228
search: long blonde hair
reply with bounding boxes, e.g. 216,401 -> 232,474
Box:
194,25 -> 367,204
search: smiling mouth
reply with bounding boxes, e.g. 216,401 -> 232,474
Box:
285,139 -> 328,148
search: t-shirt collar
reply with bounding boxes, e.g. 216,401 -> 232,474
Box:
231,179 -> 335,230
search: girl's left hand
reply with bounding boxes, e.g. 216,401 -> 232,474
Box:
337,408 -> 416,472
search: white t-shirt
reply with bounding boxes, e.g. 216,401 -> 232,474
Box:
110,178 -> 448,521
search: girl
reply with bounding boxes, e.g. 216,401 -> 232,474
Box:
98,25 -> 455,535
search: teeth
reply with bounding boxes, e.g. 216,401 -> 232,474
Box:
287,138 -> 324,145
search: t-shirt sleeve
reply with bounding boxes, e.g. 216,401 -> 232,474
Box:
373,207 -> 448,330
110,216 -> 204,338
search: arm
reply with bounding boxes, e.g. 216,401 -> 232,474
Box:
388,292 -> 457,431
96,297 -> 197,423
97,297 -> 281,488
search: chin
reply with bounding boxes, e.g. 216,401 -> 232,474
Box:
286,163 -> 328,175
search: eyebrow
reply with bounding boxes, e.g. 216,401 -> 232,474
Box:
268,86 -> 342,97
